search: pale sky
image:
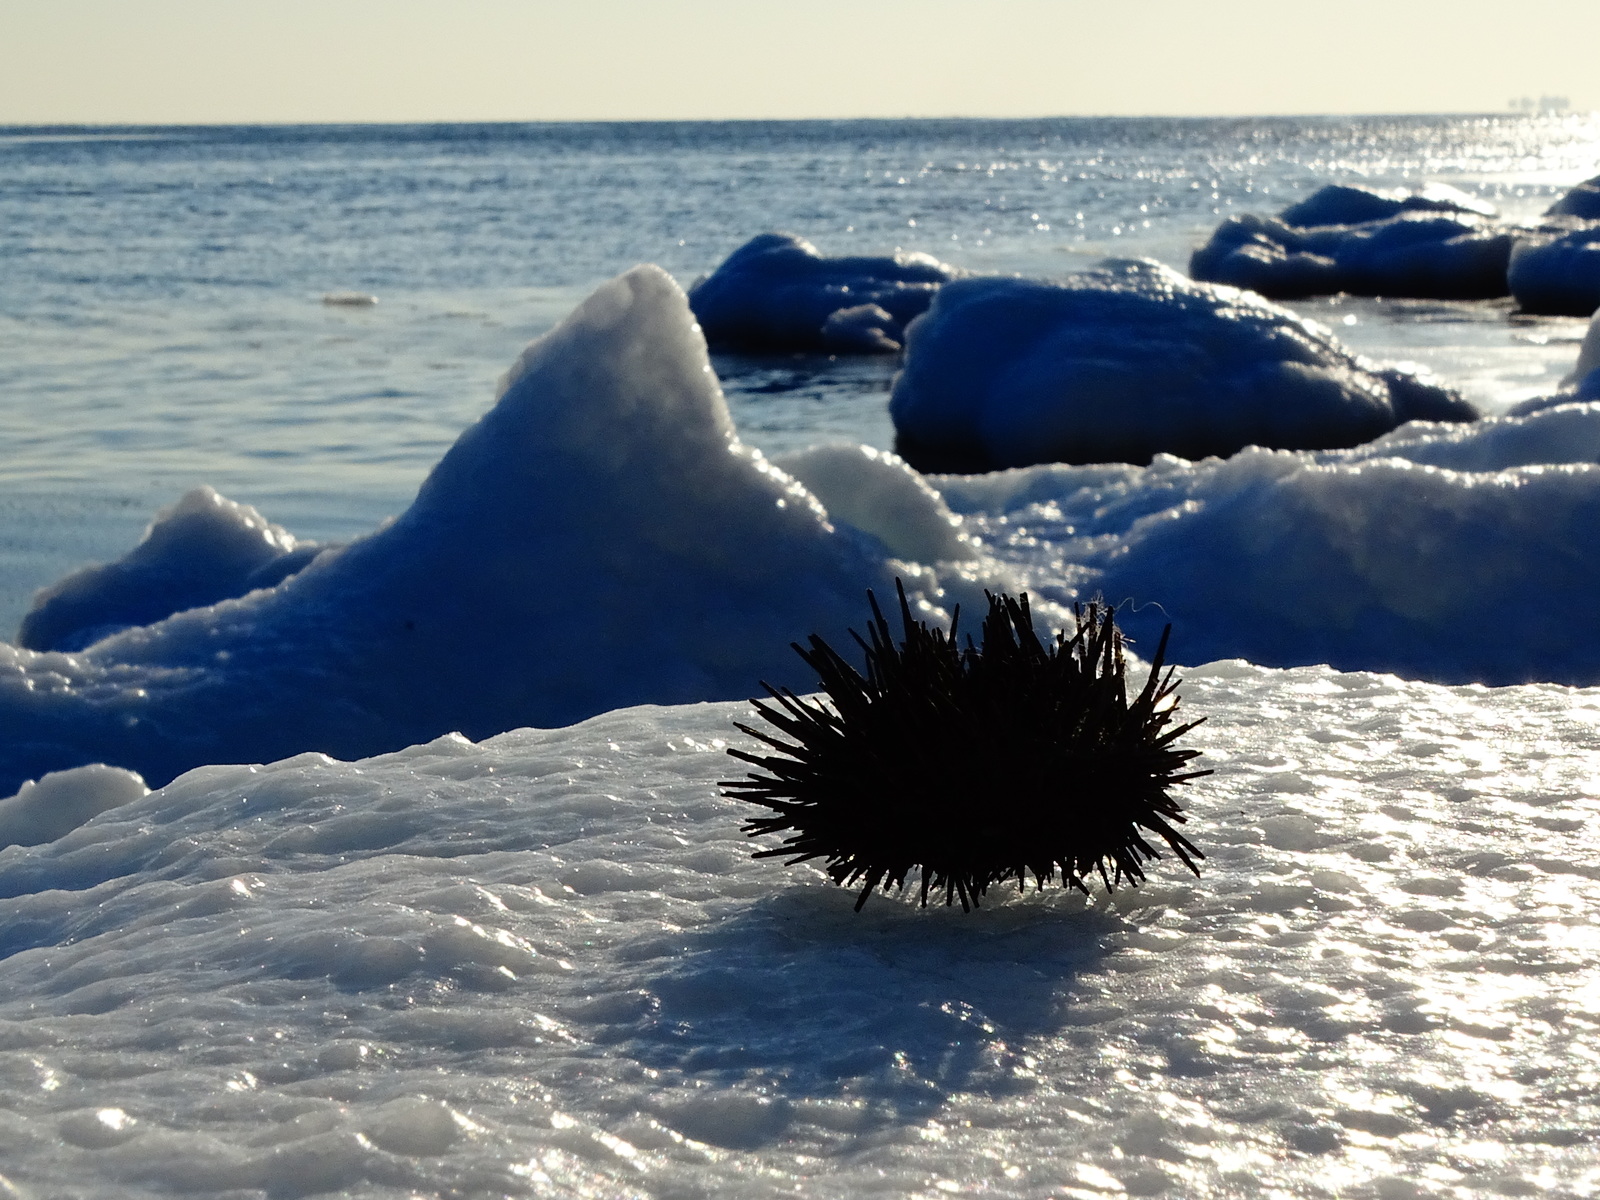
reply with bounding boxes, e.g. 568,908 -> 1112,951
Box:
1,0 -> 1594,125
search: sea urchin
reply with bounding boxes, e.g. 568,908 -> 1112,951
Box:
722,583 -> 1209,911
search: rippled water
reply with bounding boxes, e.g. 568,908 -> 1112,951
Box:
3,115 -> 1600,628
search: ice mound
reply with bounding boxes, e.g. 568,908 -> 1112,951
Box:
1506,308 -> 1600,415
773,443 -> 978,564
889,259 -> 1476,472
1190,209 -> 1512,301
0,266 -> 1020,795
1275,182 -> 1495,227
1507,222 -> 1600,315
940,400 -> 1600,685
688,232 -> 957,353
1546,171 -> 1600,219
2,678 -> 1599,1196
0,763 -> 147,848
18,486 -> 325,652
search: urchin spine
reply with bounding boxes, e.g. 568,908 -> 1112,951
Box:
722,582 -> 1209,911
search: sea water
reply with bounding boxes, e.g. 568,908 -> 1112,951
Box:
4,114 -> 1600,630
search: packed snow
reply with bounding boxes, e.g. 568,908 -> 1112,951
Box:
687,233 -> 957,353
1507,223 -> 1600,316
0,266 -> 1027,795
2,669 -> 1599,1198
888,259 -> 1476,472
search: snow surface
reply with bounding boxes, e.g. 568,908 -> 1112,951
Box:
1189,211 -> 1512,301
0,266 -> 1029,795
888,259 -> 1476,472
1508,224 -> 1600,316
687,233 -> 957,353
2,669 -> 1598,1198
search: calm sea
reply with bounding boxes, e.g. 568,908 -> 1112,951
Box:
3,115 -> 1598,630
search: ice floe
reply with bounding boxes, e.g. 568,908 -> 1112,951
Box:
889,259 -> 1475,472
1190,182 -> 1512,301
688,232 -> 957,353
1275,182 -> 1495,227
1508,221 -> 1600,316
1545,171 -> 1600,220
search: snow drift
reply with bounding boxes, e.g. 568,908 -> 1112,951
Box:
687,232 -> 957,353
1190,182 -> 1512,301
0,266 -> 1008,795
889,259 -> 1476,472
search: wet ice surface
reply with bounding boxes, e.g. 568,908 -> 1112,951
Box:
2,664 -> 1598,1198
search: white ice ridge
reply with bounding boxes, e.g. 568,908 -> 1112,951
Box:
1,673 -> 1598,1196
0,265 -> 1025,793
940,397 -> 1600,685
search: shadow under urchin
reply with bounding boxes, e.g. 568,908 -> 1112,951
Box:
722,582 -> 1210,911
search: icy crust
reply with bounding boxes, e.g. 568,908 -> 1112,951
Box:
1546,171 -> 1600,220
18,486 -> 325,652
888,259 -> 1475,473
0,266 -> 1025,795
1,676 -> 1599,1198
687,232 -> 957,353
940,399 -> 1600,686
1190,210 -> 1513,301
1507,222 -> 1600,316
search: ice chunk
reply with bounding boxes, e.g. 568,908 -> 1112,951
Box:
1546,172 -> 1600,220
1276,182 -> 1494,228
773,443 -> 977,564
0,266 -> 1036,794
688,233 -> 956,352
18,486 -> 324,652
1190,210 -> 1512,301
820,303 -> 902,353
889,259 -> 1475,472
1572,307 -> 1600,383
1507,223 -> 1600,316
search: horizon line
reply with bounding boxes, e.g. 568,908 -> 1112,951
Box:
5,109 -> 1594,132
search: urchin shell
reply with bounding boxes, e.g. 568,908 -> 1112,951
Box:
722,582 -> 1208,910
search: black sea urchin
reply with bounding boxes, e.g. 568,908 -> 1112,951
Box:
722,583 -> 1209,911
